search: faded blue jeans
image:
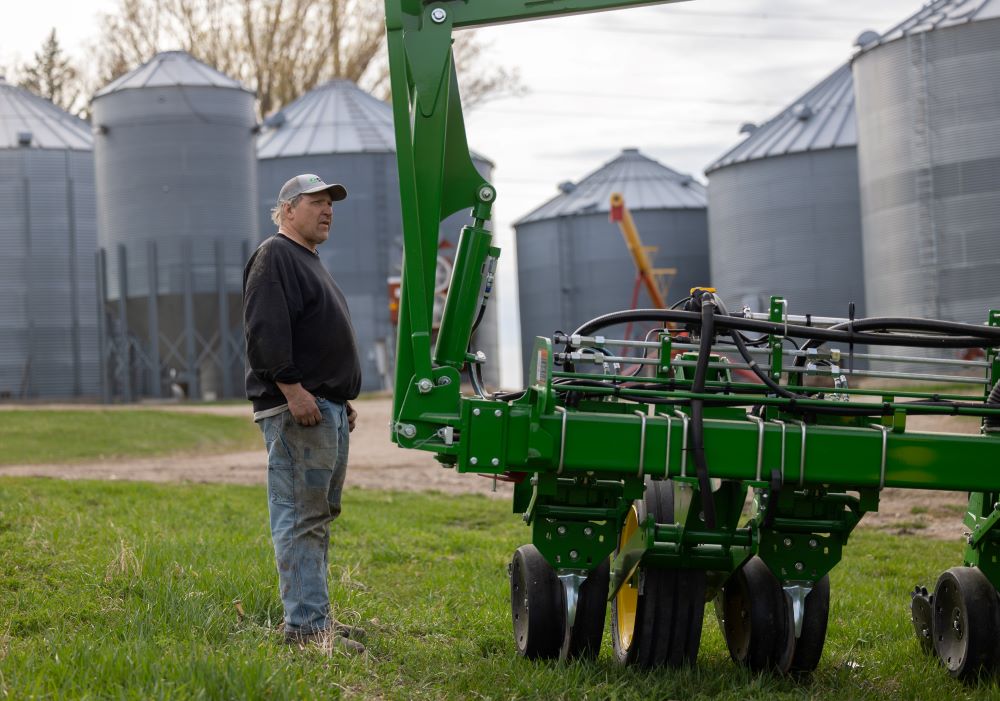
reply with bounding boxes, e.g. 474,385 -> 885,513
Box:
257,398 -> 349,635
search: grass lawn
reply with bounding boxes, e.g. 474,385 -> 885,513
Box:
1,478 -> 999,699
0,411 -> 259,464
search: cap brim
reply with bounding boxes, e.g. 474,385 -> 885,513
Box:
302,183 -> 348,201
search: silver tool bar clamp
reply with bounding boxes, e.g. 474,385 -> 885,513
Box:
796,420 -> 808,486
673,410 -> 690,479
555,406 -> 568,475
747,415 -> 765,482
771,419 -> 787,485
634,410 -> 647,478
868,423 -> 890,490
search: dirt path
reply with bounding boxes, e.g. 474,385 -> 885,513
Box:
0,397 -> 976,539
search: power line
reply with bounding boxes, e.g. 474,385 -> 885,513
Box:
506,88 -> 784,108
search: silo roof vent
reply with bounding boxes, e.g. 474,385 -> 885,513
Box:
739,122 -> 758,135
792,103 -> 814,121
706,62 -> 856,174
558,181 -> 577,194
854,30 -> 881,48
17,131 -> 32,146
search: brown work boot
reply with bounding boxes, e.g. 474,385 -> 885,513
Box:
284,628 -> 366,656
333,619 -> 367,642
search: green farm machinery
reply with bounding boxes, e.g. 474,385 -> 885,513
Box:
384,0 -> 1000,679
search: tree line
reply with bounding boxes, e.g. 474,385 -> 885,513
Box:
7,0 -> 521,119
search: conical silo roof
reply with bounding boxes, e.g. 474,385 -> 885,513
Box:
257,79 -> 396,157
705,63 -> 855,173
94,51 -> 249,98
515,148 -> 705,225
0,78 -> 91,150
855,0 -> 1000,54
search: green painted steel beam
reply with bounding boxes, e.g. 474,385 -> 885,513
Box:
460,408 -> 1000,493
387,0 -> 691,31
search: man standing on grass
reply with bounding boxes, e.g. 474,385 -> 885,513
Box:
243,173 -> 365,654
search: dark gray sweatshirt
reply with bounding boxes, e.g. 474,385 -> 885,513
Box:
243,234 -> 361,412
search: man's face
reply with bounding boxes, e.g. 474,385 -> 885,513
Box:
285,192 -> 334,249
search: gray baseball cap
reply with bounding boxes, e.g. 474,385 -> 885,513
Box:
278,173 -> 347,203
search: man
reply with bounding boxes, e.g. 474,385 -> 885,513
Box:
243,173 -> 365,654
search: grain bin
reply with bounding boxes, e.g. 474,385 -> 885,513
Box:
0,78 -> 99,399
92,52 -> 258,400
853,0 -> 1000,328
514,148 -> 709,381
257,79 -> 499,391
705,62 -> 866,320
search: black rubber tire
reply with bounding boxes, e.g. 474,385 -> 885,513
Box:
932,566 -> 1000,681
910,586 -> 935,655
611,480 -> 707,668
722,556 -> 793,673
510,544 -> 563,659
789,574 -> 831,673
560,558 -> 610,660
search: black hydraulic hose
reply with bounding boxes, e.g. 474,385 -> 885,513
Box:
985,380 -> 1000,432
690,294 -> 717,529
569,309 -> 1000,349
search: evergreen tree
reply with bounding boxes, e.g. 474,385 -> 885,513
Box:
18,29 -> 81,113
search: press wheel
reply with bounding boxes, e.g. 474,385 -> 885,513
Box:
611,480 -> 706,668
509,544 -> 562,659
789,575 -> 830,673
560,558 -> 610,660
721,556 -> 793,673
932,566 -> 1000,680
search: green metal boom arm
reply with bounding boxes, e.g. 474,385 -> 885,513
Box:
385,0 -> 688,445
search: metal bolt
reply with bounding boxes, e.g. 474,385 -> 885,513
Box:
491,458 -> 499,467
473,408 -> 481,416
584,527 -> 593,537
557,526 -> 567,535
783,537 -> 793,548
470,457 -> 478,465
808,538 -> 818,549
794,562 -> 805,572
478,186 -> 495,202
398,424 -> 417,439
430,7 -> 447,23
436,376 -> 451,386
417,378 -> 434,393
494,409 -> 502,417
569,550 -> 579,560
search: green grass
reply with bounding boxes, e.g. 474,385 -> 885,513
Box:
2,479 -> 1000,700
0,411 -> 259,464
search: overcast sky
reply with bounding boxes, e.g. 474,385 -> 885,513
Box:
1,0 -> 925,387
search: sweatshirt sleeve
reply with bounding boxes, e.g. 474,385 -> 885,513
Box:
243,250 -> 302,385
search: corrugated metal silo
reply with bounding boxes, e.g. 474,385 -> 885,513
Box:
0,78 -> 99,399
853,0 -> 1000,328
705,63 -> 866,319
514,148 -> 709,381
256,79 -> 499,391
91,52 -> 259,400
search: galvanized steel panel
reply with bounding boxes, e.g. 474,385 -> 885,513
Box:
707,149 -> 866,318
0,132 -> 99,398
854,17 -> 1000,333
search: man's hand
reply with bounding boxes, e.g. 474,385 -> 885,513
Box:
276,381 -> 321,426
346,402 -> 357,433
